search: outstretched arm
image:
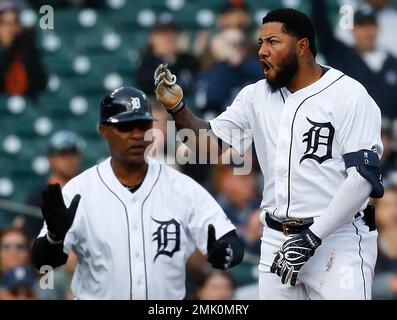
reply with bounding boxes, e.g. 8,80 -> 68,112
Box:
173,105 -> 210,135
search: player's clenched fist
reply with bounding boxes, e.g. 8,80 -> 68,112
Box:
154,63 -> 185,115
41,183 -> 80,243
270,229 -> 322,286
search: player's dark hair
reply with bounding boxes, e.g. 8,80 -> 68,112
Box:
262,8 -> 317,57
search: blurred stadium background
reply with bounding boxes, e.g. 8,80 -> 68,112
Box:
1,0 -> 397,300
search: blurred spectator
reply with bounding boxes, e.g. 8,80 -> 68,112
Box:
337,0 -> 397,58
374,187 -> 397,272
195,0 -> 255,69
53,251 -> 77,300
136,15 -> 199,97
0,227 -> 52,299
380,118 -> 397,179
244,208 -> 262,254
194,27 -> 263,118
0,227 -> 30,276
372,186 -> 397,299
185,249 -> 212,299
0,0 -> 29,11
217,0 -> 251,31
0,1 -> 48,99
311,0 -> 397,119
213,164 -> 261,256
366,0 -> 397,57
15,131 -> 84,239
194,270 -> 235,300
0,265 -> 38,300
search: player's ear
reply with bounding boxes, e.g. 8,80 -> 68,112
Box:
99,124 -> 109,140
297,38 -> 309,57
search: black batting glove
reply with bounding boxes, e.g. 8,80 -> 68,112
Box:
41,184 -> 81,242
270,228 -> 321,286
207,224 -> 233,270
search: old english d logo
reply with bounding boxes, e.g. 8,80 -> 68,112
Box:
129,97 -> 141,110
152,218 -> 180,261
300,117 -> 335,164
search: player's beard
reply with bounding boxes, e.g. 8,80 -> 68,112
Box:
266,51 -> 299,93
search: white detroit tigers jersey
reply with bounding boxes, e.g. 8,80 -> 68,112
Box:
210,67 -> 383,222
39,157 -> 235,300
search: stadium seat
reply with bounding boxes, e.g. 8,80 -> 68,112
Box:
38,93 -> 73,116
43,53 -> 75,75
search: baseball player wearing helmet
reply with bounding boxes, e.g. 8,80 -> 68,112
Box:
154,8 -> 383,299
31,86 -> 244,300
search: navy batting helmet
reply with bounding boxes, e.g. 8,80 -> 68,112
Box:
100,87 -> 156,124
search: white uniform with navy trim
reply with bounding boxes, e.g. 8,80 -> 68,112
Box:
39,157 -> 235,300
209,67 -> 382,299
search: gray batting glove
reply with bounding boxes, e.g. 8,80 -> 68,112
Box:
154,63 -> 184,114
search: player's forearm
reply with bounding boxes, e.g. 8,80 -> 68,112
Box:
31,236 -> 68,270
309,167 -> 372,240
173,105 -> 209,134
173,105 -> 222,158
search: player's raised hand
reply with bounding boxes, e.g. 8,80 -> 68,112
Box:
41,183 -> 80,242
270,229 -> 321,286
207,224 -> 233,270
154,63 -> 184,114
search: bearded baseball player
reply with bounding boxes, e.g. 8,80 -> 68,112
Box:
154,8 -> 383,299
31,86 -> 244,300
